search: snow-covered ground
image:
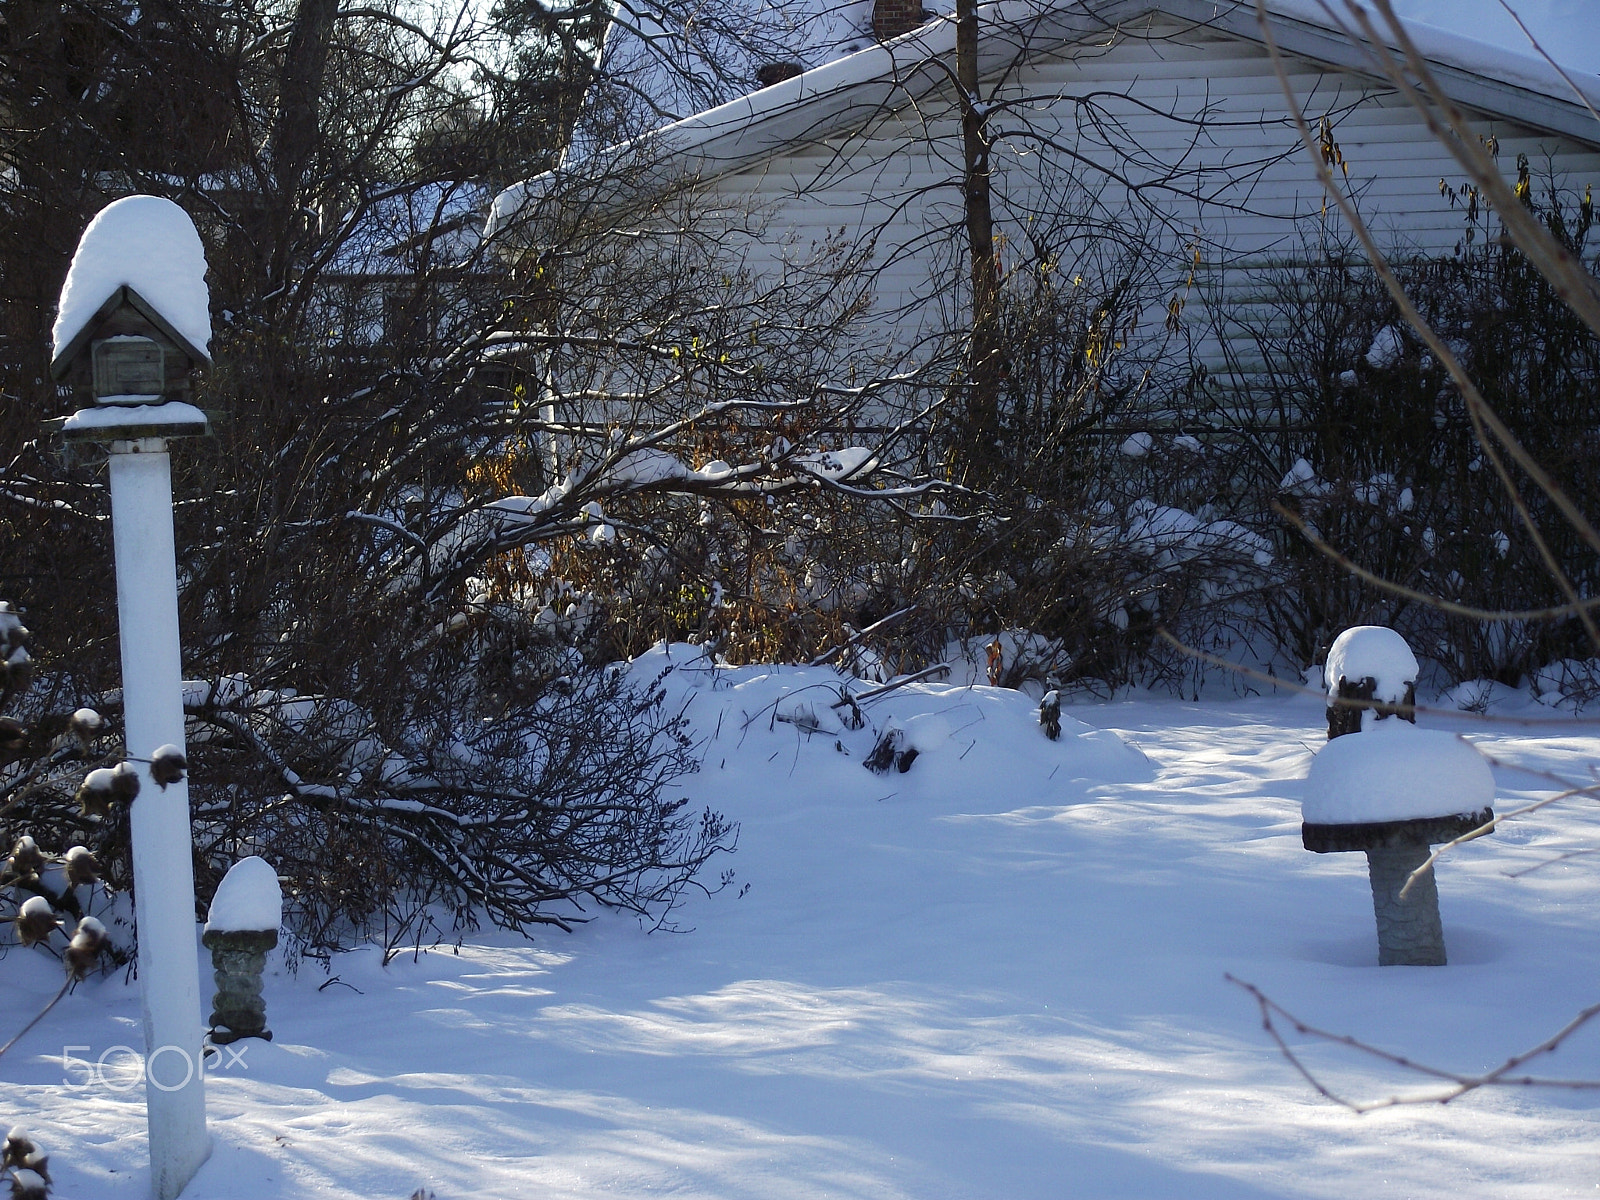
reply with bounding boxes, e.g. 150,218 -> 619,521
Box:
8,652 -> 1600,1198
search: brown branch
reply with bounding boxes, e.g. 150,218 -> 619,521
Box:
1272,502 -> 1600,623
0,976 -> 72,1062
1229,974 -> 1600,1111
1332,0 -> 1600,564
1399,764 -> 1598,899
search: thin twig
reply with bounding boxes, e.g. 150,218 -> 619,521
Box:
1273,502 -> 1600,623
1396,784 -> 1585,898
830,662 -> 952,708
1505,846 -> 1600,878
807,605 -> 917,666
1229,974 -> 1600,1111
0,976 -> 72,1061
1262,0 -> 1600,657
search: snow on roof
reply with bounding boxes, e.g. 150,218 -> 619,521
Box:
1354,0 -> 1599,79
597,0 -> 877,131
1302,722 -> 1495,824
600,0 -> 1600,142
53,195 -> 211,363
1272,0 -> 1600,106
493,0 -> 1600,231
324,181 -> 491,277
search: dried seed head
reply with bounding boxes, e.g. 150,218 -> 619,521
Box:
13,897 -> 59,948
69,708 -> 103,751
64,916 -> 107,980
75,769 -> 118,818
63,846 -> 100,887
8,1166 -> 49,1200
6,836 -> 43,878
2,1128 -> 42,1171
0,717 -> 27,757
1,1128 -> 48,1188
0,604 -> 31,695
110,762 -> 141,801
150,745 -> 187,788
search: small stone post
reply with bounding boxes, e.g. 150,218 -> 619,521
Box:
203,856 -> 282,1044
1364,838 -> 1445,966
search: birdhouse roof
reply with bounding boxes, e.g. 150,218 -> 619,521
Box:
50,194 -> 213,377
49,285 -> 210,381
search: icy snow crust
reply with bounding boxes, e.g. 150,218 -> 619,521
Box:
1323,625 -> 1419,702
1303,721 -> 1496,824
52,195 -> 211,360
206,856 -> 283,933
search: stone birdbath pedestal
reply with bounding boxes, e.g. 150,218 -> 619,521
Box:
202,856 -> 282,1044
1302,627 -> 1495,965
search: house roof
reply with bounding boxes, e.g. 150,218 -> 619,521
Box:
324,181 -> 492,278
489,0 -> 1600,232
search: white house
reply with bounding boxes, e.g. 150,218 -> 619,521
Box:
491,0 -> 1600,383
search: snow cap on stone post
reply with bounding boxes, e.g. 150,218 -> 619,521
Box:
1323,625 -> 1419,705
1324,625 -> 1419,738
206,856 -> 283,934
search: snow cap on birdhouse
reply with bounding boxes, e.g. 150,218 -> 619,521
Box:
50,196 -> 212,411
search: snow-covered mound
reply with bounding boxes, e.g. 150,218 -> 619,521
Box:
1303,722 -> 1495,825
631,644 -> 1154,805
206,856 -> 283,934
1323,626 -> 1418,703
53,195 -> 211,360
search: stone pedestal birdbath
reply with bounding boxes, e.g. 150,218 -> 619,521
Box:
202,857 -> 282,1044
1302,627 -> 1494,965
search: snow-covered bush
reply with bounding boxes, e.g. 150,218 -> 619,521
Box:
1197,188 -> 1600,686
0,604 -> 126,1092
175,628 -> 734,960
891,260 -> 1277,694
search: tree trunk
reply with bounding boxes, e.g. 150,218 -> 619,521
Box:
267,0 -> 339,288
956,0 -> 1001,482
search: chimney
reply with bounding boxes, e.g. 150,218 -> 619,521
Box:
872,0 -> 927,41
756,62 -> 805,88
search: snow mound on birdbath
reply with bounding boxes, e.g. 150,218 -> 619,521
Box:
1324,625 -> 1419,703
206,856 -> 282,933
1302,722 -> 1494,824
52,195 -> 212,361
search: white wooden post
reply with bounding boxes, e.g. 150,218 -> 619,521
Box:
108,437 -> 211,1199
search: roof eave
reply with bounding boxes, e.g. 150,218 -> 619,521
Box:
489,0 -> 1600,229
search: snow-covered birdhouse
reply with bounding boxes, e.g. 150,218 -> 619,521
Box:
48,195 -> 213,442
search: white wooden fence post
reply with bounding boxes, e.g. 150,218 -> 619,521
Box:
109,439 -> 211,1198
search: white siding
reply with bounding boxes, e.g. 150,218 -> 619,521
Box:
686,17 -> 1600,382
